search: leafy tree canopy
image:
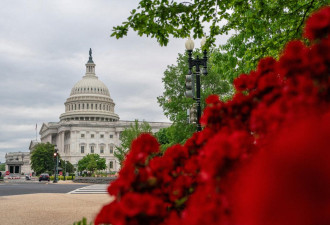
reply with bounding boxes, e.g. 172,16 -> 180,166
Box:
155,50 -> 233,146
0,163 -> 5,171
77,154 -> 106,174
30,142 -> 55,175
113,0 -> 329,147
115,120 -> 152,166
158,50 -> 233,122
112,0 -> 329,80
59,159 -> 75,174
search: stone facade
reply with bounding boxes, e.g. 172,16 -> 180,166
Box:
39,120 -> 170,171
5,152 -> 32,175
39,50 -> 171,172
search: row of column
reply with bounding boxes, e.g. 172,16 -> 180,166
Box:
66,103 -> 113,112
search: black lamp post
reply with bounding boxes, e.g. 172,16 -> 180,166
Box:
185,37 -> 208,131
53,146 -> 58,183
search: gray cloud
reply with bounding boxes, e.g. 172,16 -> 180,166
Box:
0,0 -> 186,162
0,0 -> 230,163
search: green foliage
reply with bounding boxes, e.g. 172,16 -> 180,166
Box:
155,122 -> 195,151
115,120 -> 152,166
158,50 -> 232,122
59,160 -> 75,174
0,163 -> 5,171
77,154 -> 106,174
50,175 -> 75,181
112,0 -> 329,80
30,143 -> 56,175
156,50 -> 233,146
73,217 -> 92,225
113,0 -> 329,145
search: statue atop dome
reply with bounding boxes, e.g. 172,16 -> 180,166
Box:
88,48 -> 94,63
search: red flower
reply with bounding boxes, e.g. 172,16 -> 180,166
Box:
205,94 -> 221,105
119,192 -> 145,217
234,73 -> 250,92
256,57 -> 277,75
304,6 -> 330,41
96,7 -> 330,225
232,113 -> 330,225
95,202 -> 126,225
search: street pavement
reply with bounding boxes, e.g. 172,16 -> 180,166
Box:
0,182 -> 89,196
0,180 -> 113,225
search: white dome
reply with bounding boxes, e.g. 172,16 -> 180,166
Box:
59,49 -> 119,122
70,75 -> 111,97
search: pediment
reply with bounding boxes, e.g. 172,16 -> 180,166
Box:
39,123 -> 49,134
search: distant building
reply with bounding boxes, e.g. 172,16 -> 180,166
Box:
39,49 -> 171,172
5,152 -> 32,175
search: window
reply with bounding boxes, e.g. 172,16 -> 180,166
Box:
110,146 -> 113,154
100,146 -> 104,154
100,134 -> 104,138
81,146 -> 85,153
81,134 -> 85,138
90,146 -> 94,153
91,134 -> 94,138
110,134 -> 113,139
109,161 -> 113,169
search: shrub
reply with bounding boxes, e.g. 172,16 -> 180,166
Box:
95,6 -> 330,225
50,175 -> 75,181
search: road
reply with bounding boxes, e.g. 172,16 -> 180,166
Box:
0,182 -> 88,196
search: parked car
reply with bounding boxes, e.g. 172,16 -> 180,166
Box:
39,173 -> 50,182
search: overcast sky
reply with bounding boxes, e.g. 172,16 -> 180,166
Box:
0,0 -> 229,163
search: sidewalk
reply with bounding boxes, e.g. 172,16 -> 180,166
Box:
3,177 -> 88,185
0,193 -> 113,225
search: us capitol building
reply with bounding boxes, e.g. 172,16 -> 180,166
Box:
5,49 -> 171,174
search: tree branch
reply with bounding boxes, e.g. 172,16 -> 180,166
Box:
296,0 -> 315,35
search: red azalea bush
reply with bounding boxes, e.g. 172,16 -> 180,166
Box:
95,6 -> 330,225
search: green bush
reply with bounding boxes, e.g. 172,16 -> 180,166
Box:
50,175 -> 75,181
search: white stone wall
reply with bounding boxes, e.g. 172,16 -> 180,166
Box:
39,120 -> 171,172
5,152 -> 32,175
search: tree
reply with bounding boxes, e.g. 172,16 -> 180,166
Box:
115,120 -> 152,166
59,159 -> 75,174
77,154 -> 106,174
112,0 -> 329,81
156,50 -> 233,146
30,142 -> 55,175
111,0 -> 328,147
0,163 -> 5,171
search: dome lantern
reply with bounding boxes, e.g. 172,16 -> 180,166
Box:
85,48 -> 96,75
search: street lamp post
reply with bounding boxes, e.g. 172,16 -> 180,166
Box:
185,37 -> 208,131
53,146 -> 58,183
